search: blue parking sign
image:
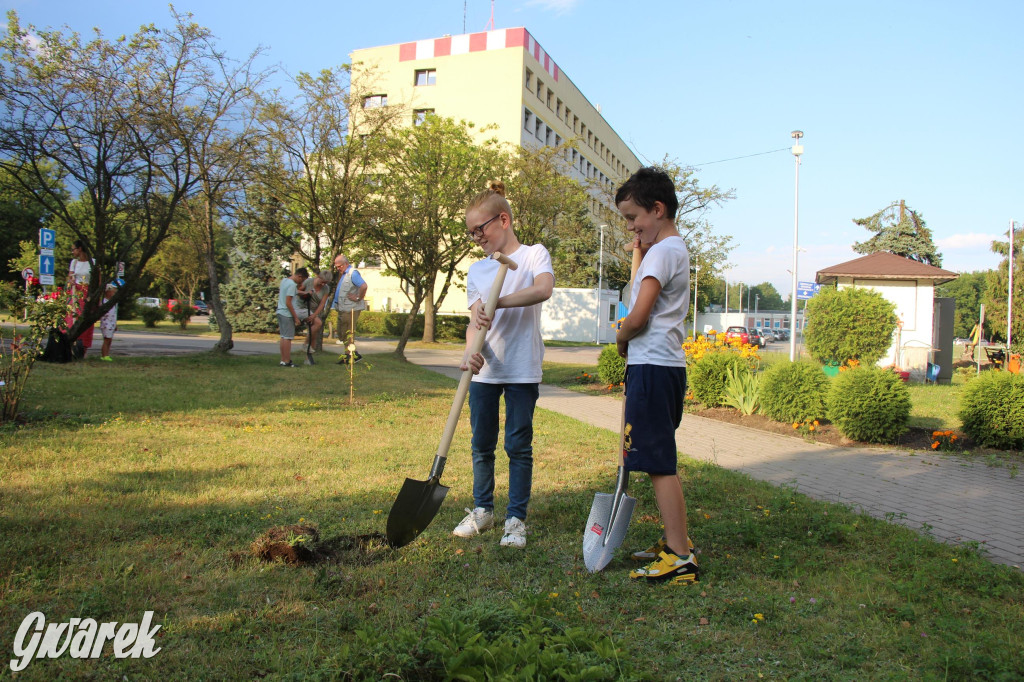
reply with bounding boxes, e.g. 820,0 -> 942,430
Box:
39,228 -> 56,250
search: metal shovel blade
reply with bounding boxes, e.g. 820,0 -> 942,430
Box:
385,476 -> 451,548
582,490 -> 636,572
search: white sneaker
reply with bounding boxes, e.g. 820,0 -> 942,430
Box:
452,507 -> 494,537
499,517 -> 527,548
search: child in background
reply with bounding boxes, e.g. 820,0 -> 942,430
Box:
614,167 -> 698,584
99,282 -> 118,361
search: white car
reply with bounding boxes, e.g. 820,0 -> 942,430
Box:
136,297 -> 161,308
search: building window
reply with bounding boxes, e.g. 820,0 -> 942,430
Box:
363,94 -> 388,108
545,127 -> 553,146
525,69 -> 533,90
536,79 -> 544,99
564,107 -> 571,125
556,99 -> 562,118
534,119 -> 543,139
554,134 -> 561,147
573,115 -> 579,133
414,69 -> 436,86
413,109 -> 434,126
547,91 -> 554,110
524,108 -> 533,131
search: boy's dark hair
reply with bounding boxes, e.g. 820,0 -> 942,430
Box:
295,267 -> 310,278
615,167 -> 678,219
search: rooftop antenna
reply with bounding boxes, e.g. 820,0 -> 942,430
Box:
486,0 -> 495,30
463,1 -> 466,34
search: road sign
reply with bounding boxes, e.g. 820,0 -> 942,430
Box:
39,253 -> 55,277
40,275 -> 54,285
39,228 -> 56,250
117,261 -> 125,278
796,281 -> 821,300
21,268 -> 34,281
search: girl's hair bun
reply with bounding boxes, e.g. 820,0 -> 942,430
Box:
488,180 -> 506,196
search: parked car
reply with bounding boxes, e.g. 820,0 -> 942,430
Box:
136,297 -> 161,308
748,328 -> 768,348
725,325 -> 750,345
192,300 -> 209,315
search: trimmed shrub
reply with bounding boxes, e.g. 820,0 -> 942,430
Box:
804,286 -> 898,366
759,360 -> 830,423
139,305 -> 166,328
689,351 -> 748,407
958,371 -> 1024,450
597,344 -> 625,387
825,367 -> 911,443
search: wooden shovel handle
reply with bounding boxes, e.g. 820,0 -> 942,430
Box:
433,251 -> 518,467
617,247 -> 642,468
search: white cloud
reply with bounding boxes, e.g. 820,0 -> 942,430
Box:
936,232 -> 999,250
525,0 -> 581,15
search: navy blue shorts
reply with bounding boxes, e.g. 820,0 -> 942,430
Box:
622,364 -> 686,475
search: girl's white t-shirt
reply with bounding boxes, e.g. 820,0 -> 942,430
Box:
626,235 -> 690,367
466,244 -> 554,384
69,258 -> 92,285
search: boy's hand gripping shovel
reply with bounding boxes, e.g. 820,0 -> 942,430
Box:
386,252 -> 517,548
582,247 -> 641,572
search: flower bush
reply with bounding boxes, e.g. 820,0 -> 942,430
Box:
958,370 -> 1024,450
759,360 -> 830,424
825,366 -> 911,443
2,286 -> 74,422
683,331 -> 760,367
931,430 -> 959,452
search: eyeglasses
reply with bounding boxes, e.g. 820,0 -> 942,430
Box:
467,214 -> 501,241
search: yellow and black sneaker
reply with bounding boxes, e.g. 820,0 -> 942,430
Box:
630,536 -> 695,562
629,550 -> 699,584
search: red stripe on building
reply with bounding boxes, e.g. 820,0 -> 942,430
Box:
399,42 -> 416,61
469,32 -> 488,52
434,36 -> 451,57
506,27 -> 527,48
553,64 -> 559,82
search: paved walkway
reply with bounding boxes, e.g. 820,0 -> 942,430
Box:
402,346 -> 1023,570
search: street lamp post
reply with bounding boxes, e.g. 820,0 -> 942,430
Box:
596,223 -> 605,345
755,293 -> 760,323
692,263 -> 699,339
1009,220 -> 1016,352
789,130 -> 804,361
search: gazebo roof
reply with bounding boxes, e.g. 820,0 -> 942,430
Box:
815,251 -> 959,285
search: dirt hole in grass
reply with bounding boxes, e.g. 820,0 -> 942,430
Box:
249,525 -> 388,566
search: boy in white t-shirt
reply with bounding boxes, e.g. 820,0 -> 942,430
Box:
452,181 -> 554,549
615,167 -> 699,584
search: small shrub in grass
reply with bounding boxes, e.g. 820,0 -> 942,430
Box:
759,360 -> 830,423
689,351 -> 748,407
169,302 -> 191,330
139,305 -> 166,327
826,366 -> 911,443
958,370 -> 1024,450
597,344 -> 625,387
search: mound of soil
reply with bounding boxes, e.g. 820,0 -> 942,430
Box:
249,526 -> 387,566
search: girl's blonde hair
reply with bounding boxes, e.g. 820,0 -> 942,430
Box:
467,180 -> 513,221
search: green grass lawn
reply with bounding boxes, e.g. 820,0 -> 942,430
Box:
1,355 -> 1022,679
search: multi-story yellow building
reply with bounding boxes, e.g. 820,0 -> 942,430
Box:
349,27 -> 641,325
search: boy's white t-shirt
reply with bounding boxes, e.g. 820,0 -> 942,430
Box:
625,235 -> 690,367
466,243 -> 554,384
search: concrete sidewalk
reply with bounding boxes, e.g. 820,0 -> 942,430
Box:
402,346 -> 1024,570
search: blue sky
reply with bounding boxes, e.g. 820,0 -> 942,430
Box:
5,0 -> 1021,296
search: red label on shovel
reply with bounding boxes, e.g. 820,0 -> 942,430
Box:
589,523 -> 604,537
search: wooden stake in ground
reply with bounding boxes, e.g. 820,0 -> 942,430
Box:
349,309 -> 355,404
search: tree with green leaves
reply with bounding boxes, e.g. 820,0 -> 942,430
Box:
363,115 -> 502,354
502,141 -> 595,286
981,227 -> 1024,345
257,66 -> 403,269
0,164 -> 61,283
936,270 -> 989,339
0,11 -> 246,343
749,282 -> 786,311
853,200 -> 942,266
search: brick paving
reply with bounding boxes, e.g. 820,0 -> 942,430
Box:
404,346 -> 1023,570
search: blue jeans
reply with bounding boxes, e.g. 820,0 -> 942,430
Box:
468,382 -> 539,521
